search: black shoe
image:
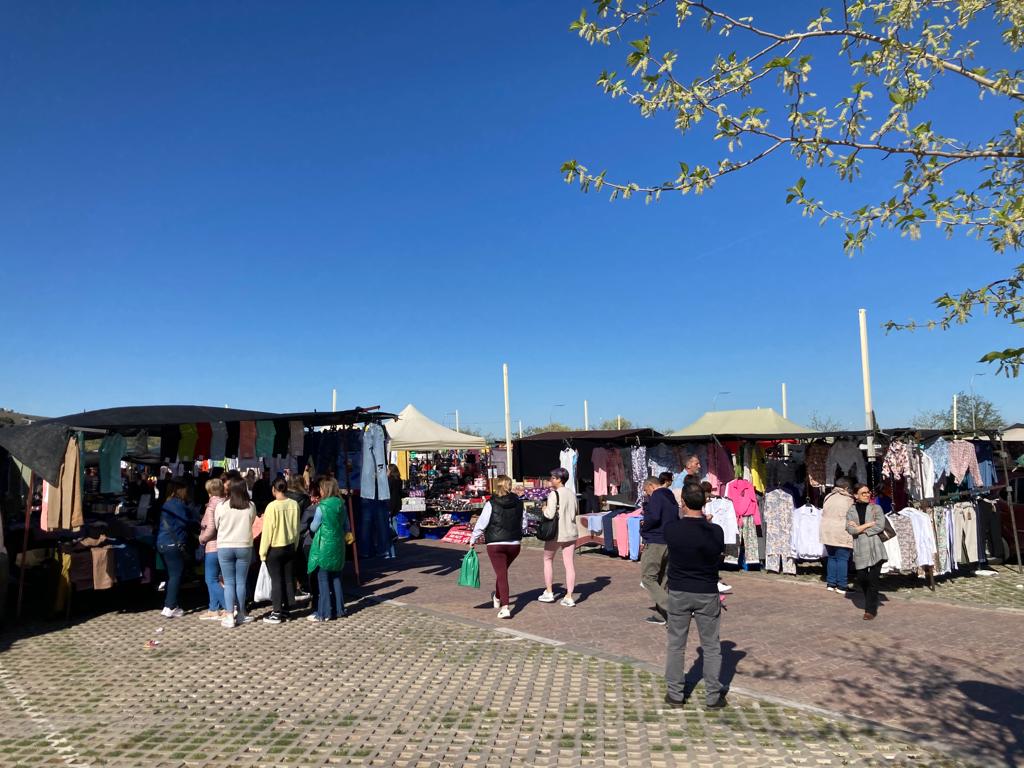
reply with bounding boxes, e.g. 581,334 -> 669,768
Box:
645,614 -> 667,625
663,694 -> 686,709
262,612 -> 283,625
706,695 -> 728,709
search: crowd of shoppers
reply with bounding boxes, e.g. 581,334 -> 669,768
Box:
155,467 -> 354,628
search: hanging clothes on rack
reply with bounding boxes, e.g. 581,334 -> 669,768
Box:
47,436 -> 84,530
932,504 -> 953,575
881,440 -> 911,480
898,508 -> 938,568
749,445 -> 767,493
98,434 -> 126,494
805,441 -> 829,488
972,441 -> 998,487
762,489 -> 796,574
924,437 -> 951,481
592,447 -> 610,496
826,440 -> 866,485
951,501 -> 978,564
889,513 -> 919,573
949,441 -> 982,486
559,447 -> 578,495
790,504 -> 826,560
704,442 -> 735,494
726,479 -> 760,565
906,447 -> 936,501
630,446 -> 647,506
704,496 -> 739,561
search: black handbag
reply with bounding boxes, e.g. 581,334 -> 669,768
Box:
536,490 -> 560,541
878,514 -> 897,543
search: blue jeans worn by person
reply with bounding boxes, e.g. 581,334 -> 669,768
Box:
158,544 -> 185,610
665,590 -> 724,705
204,550 -> 226,612
824,545 -> 852,589
218,547 -> 252,622
315,569 -> 345,620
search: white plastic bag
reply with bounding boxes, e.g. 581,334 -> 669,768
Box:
254,562 -> 272,603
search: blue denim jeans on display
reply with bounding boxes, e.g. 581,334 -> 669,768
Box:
218,547 -> 252,621
315,569 -> 345,619
204,551 -> 225,612
158,544 -> 184,610
825,545 -> 852,588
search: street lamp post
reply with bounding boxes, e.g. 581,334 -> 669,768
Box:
549,404 -> 565,426
712,391 -> 730,410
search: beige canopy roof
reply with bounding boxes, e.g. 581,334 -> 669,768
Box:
386,404 -> 487,452
670,408 -> 813,438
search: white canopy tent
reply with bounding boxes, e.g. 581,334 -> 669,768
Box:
386,404 -> 487,452
670,407 -> 813,438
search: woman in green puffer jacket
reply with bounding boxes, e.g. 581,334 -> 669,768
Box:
307,477 -> 353,622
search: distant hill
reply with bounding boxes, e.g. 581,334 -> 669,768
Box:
0,408 -> 48,426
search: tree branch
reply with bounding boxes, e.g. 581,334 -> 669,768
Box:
688,1 -> 1024,100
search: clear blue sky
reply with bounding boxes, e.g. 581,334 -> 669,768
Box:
1,1 -> 1020,434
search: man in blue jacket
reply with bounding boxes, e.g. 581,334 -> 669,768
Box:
640,476 -> 679,625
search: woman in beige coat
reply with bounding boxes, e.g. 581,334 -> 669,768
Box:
820,477 -> 855,593
538,468 -> 579,607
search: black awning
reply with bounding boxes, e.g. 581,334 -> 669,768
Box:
0,422 -> 72,485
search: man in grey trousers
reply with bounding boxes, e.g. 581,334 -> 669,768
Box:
639,476 -> 678,625
664,483 -> 727,709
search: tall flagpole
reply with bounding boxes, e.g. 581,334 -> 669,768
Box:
503,364 -> 513,479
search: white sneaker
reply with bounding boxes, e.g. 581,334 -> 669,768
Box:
560,597 -> 576,608
497,606 -> 511,619
221,617 -> 236,629
826,586 -> 836,593
157,581 -> 166,592
160,607 -> 184,619
492,591 -> 500,609
537,591 -> 556,603
717,583 -> 732,594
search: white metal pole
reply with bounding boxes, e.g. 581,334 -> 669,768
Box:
518,420 -> 523,439
503,364 -> 513,479
858,309 -> 876,464
584,400 -> 589,430
953,394 -> 958,432
781,382 -> 789,458
332,388 -> 337,413
617,414 -> 621,430
455,410 -> 460,433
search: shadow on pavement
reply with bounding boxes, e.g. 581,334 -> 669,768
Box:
681,640 -> 747,694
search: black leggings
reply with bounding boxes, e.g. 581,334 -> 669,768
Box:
266,546 -> 295,616
857,562 -> 883,615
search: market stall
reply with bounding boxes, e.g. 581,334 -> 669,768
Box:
385,404 -> 488,540
0,403 -> 398,621
511,410 -> 1021,583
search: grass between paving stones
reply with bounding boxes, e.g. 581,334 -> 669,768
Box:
0,604 -> 982,768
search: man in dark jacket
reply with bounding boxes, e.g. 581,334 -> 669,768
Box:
640,476 -> 679,625
664,483 -> 727,709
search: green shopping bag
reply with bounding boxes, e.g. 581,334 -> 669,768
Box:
458,548 -> 480,589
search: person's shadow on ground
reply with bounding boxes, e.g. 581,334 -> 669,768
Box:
682,641 -> 746,696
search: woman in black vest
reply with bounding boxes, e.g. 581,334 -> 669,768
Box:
469,475 -> 523,619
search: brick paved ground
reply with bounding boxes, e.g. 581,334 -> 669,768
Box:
747,559 -> 1024,611
0,601 -> 973,768
359,540 -> 1024,767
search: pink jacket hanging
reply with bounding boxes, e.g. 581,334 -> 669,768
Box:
726,479 -> 761,526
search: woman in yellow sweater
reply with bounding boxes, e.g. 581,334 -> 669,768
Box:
260,478 -> 300,624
